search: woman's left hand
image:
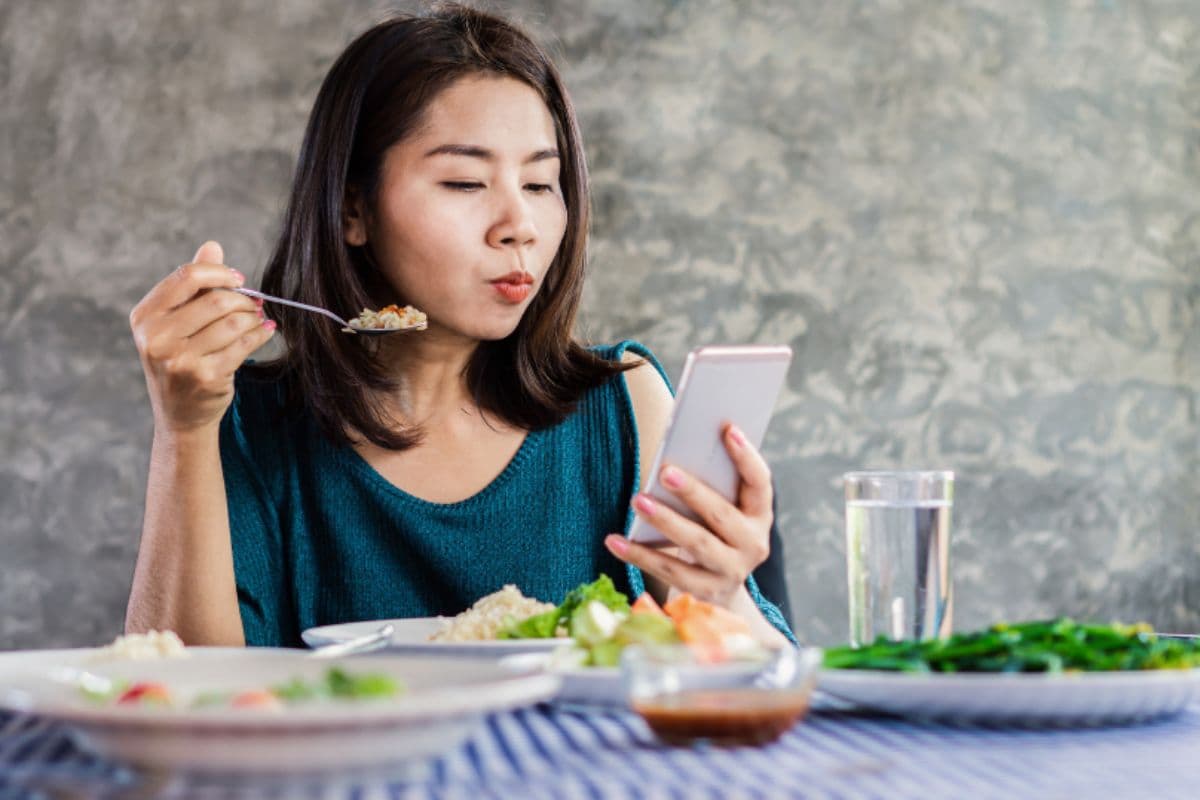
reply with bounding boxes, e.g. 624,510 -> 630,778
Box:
604,423 -> 772,608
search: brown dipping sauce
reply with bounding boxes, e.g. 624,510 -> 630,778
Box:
633,688 -> 811,746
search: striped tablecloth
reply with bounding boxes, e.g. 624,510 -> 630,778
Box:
2,702 -> 1199,800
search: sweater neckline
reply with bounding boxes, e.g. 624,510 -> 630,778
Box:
327,425 -> 545,511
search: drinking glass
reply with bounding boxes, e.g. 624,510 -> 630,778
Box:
844,470 -> 954,647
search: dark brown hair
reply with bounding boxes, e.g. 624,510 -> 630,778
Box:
253,3 -> 631,449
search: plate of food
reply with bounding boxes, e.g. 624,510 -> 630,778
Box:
498,577 -> 777,706
301,584 -> 573,655
0,637 -> 559,774
817,618 -> 1200,725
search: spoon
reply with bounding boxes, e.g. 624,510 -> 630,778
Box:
231,288 -> 426,336
306,623 -> 396,659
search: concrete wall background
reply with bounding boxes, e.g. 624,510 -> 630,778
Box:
2,0 -> 1197,648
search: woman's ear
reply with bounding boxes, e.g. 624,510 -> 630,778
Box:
343,188 -> 368,246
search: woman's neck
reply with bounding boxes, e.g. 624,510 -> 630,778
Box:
376,328 -> 479,425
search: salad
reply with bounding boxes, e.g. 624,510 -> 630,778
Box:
823,618 -> 1200,674
81,667 -> 403,711
500,576 -> 766,667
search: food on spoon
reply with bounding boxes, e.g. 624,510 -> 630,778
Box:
344,303 -> 427,333
430,584 -> 557,642
823,618 -> 1200,673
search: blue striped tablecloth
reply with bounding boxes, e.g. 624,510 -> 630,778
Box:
2,702 -> 1199,800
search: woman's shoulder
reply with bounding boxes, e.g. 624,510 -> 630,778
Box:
587,339 -> 674,397
589,338 -> 656,365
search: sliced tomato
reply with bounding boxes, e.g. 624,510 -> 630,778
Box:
231,689 -> 284,710
116,682 -> 171,706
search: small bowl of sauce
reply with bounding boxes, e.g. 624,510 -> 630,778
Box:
622,645 -> 822,747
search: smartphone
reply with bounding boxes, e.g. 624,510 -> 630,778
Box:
626,344 -> 793,547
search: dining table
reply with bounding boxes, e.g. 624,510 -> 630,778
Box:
2,695 -> 1198,800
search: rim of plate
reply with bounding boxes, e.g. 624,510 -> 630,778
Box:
819,667 -> 1200,685
0,670 -> 561,732
301,617 -> 572,649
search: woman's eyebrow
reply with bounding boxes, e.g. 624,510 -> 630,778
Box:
424,144 -> 560,164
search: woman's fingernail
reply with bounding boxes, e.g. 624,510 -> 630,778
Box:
661,466 -> 684,489
229,268 -> 245,285
633,494 -> 656,515
728,425 -> 747,448
263,319 -> 276,331
605,534 -> 629,556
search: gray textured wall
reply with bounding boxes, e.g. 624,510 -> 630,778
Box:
2,0 -> 1197,650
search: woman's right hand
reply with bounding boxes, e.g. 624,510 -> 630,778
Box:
130,241 -> 276,435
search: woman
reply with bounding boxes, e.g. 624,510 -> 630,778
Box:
126,4 -> 792,648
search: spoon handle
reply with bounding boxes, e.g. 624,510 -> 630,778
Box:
232,287 -> 350,328
307,623 -> 396,659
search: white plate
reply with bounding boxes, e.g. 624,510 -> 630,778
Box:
817,667 -> 1200,725
499,652 -> 772,707
500,652 -> 625,705
0,647 -> 559,773
302,617 -> 571,656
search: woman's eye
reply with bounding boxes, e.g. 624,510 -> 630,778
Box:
524,183 -> 554,194
442,181 -> 484,191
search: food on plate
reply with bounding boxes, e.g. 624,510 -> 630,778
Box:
501,575 -> 766,667
344,303 -> 427,332
430,584 -> 557,642
81,667 -> 403,710
116,682 -> 172,706
822,618 -> 1200,673
91,630 -> 188,662
438,575 -> 768,665
499,574 -> 630,640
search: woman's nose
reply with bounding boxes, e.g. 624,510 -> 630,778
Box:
486,190 -> 537,249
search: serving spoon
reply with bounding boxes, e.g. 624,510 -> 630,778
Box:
231,288 -> 426,336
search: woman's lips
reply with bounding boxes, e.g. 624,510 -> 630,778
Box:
492,281 -> 532,303
490,270 -> 534,303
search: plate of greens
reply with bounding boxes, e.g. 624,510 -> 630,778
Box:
818,619 -> 1200,724
0,647 -> 559,773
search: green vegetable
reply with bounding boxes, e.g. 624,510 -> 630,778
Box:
271,676 -> 321,702
79,678 -> 128,704
325,667 -> 401,699
588,640 -> 626,668
612,612 -> 681,649
498,575 -> 630,640
500,608 -> 561,639
190,690 -> 233,708
823,618 -> 1200,674
570,601 -> 624,647
269,668 -> 402,702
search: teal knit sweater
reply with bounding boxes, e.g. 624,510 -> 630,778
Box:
219,340 -> 793,647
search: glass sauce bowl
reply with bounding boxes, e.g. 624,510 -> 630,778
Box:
621,644 -> 822,746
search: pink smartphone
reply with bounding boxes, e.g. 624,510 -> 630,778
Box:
626,344 -> 793,547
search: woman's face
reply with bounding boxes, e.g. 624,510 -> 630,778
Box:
349,75 -> 568,342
